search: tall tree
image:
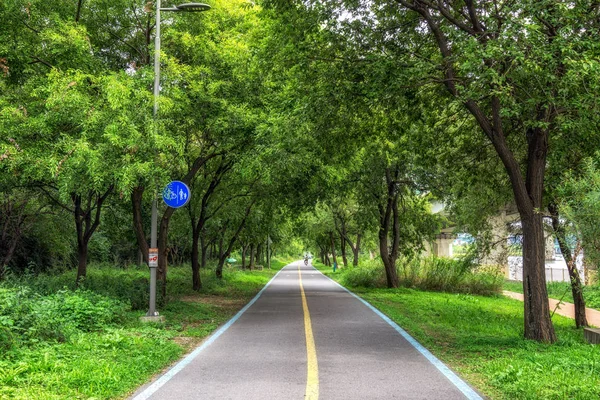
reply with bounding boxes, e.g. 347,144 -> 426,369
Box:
265,0 -> 600,342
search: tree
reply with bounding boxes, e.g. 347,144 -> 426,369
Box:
390,0 -> 600,342
187,156 -> 233,289
0,0 -> 164,283
560,158 -> 600,284
264,0 -> 600,342
127,0 -> 267,294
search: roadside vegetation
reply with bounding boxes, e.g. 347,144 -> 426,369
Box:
332,257 -> 503,296
0,258 -> 291,400
317,261 -> 600,399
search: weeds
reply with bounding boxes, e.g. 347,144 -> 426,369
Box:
335,256 -> 503,295
0,288 -> 128,349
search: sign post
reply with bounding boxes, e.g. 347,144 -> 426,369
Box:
141,202 -> 164,322
141,181 -> 191,323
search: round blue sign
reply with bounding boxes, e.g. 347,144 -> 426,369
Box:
162,181 -> 191,208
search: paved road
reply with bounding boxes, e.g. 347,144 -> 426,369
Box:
504,290 -> 600,327
132,262 -> 481,400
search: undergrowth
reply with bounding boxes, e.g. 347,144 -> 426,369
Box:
0,257 -> 292,400
334,256 -> 503,295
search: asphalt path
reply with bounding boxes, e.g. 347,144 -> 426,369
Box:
131,261 -> 482,400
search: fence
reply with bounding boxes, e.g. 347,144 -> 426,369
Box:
508,255 -> 584,283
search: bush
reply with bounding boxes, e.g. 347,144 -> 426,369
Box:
335,256 -> 503,295
586,286 -> 600,309
0,287 -> 129,347
9,264 -> 151,310
399,256 -> 503,295
340,259 -> 387,288
399,256 -> 468,290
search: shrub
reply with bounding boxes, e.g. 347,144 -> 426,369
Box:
0,315 -> 17,351
339,260 -> 387,288
586,286 -> 600,309
336,256 -> 503,295
399,256 -> 503,295
0,287 -> 129,346
8,264 -> 151,310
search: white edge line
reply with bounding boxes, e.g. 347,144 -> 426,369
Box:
132,266 -> 289,400
316,267 -> 483,400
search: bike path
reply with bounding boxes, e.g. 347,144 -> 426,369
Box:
131,262 -> 481,399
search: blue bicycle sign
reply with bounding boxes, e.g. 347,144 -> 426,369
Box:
162,181 -> 191,208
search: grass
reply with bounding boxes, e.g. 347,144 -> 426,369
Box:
503,280 -> 600,310
0,256 -> 293,400
328,256 -> 503,295
316,261 -> 600,400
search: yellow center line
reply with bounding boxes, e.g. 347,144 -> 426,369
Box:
299,265 -> 319,400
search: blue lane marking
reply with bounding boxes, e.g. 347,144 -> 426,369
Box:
131,265 -> 289,400
317,268 -> 483,400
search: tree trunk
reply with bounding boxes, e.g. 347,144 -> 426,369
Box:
353,234 -> 361,266
249,243 -> 256,270
0,236 -> 19,280
75,0 -> 83,22
191,225 -> 202,291
257,243 -> 264,266
157,207 -> 175,299
336,221 -> 360,267
241,244 -> 248,269
340,231 -> 348,267
200,234 -> 208,269
0,195 -> 28,278
76,242 -> 88,286
549,202 -> 588,328
330,231 -> 337,267
131,186 -> 149,265
520,215 -> 555,341
73,187 -> 112,287
378,167 -> 400,288
215,200 -> 254,279
379,231 -> 398,288
211,242 -> 217,260
216,233 -> 225,279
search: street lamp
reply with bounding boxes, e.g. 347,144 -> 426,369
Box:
153,2 -> 211,116
144,1 -> 211,322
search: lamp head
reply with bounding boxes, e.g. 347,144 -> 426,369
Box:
161,3 -> 211,12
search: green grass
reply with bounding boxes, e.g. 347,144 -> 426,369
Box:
503,280 -> 600,310
0,257 -> 293,400
0,328 -> 182,400
316,262 -> 600,400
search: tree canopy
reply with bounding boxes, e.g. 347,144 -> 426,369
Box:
2,0 -> 600,343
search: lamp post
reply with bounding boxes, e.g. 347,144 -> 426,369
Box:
144,1 -> 211,321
